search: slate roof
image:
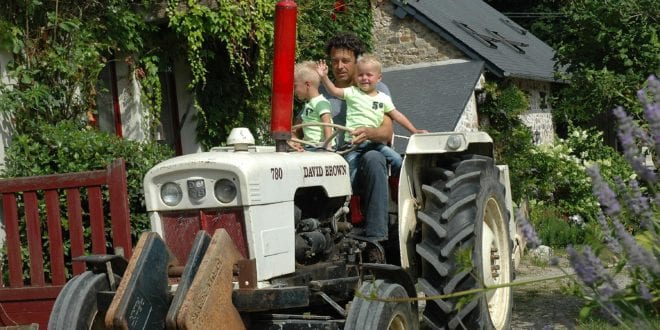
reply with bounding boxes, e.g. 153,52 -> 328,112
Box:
383,60 -> 484,151
391,0 -> 560,82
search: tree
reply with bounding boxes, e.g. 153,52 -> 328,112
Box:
548,0 -> 659,142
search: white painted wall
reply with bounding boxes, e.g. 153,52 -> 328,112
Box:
0,51 -> 15,171
116,61 -> 148,142
173,58 -> 203,154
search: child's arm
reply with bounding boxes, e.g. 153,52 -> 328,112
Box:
320,113 -> 334,150
292,117 -> 304,139
388,109 -> 429,134
316,60 -> 344,99
321,113 -> 333,140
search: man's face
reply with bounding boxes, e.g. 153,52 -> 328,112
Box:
329,48 -> 357,87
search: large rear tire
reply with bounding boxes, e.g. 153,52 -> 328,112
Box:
345,280 -> 418,330
48,271 -> 114,329
416,155 -> 512,329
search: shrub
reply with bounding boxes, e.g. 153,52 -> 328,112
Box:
1,120 -> 174,238
529,204 -> 586,248
520,75 -> 659,326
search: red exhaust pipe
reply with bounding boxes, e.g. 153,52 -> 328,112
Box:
270,0 -> 297,152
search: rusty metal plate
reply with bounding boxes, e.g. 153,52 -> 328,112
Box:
105,232 -> 177,329
176,229 -> 246,330
165,231 -> 211,329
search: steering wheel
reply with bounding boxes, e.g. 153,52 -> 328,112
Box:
291,123 -> 358,155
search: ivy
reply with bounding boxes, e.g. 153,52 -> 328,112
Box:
0,0 -> 375,149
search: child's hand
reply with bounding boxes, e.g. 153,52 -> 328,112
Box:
287,140 -> 305,152
414,129 -> 429,134
316,60 -> 328,78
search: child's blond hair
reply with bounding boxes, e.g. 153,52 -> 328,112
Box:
294,61 -> 320,87
356,53 -> 382,74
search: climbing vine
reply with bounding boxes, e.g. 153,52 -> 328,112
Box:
0,0 -> 374,148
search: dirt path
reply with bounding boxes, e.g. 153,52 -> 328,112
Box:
511,256 -> 583,330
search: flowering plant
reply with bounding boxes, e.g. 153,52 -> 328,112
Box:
519,75 -> 659,326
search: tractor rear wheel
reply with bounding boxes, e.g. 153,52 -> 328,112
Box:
416,155 -> 512,329
345,280 -> 418,330
48,271 -> 115,329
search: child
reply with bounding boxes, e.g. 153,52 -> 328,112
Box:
317,54 -> 425,180
292,61 -> 334,151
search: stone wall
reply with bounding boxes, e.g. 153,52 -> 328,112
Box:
512,78 -> 555,145
372,0 -> 465,67
372,1 -> 555,143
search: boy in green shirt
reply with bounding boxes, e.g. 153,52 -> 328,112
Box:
317,54 -> 423,181
292,61 -> 334,151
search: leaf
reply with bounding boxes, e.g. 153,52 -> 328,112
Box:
579,305 -> 592,320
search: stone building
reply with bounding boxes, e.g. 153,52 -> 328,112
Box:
372,0 -> 561,145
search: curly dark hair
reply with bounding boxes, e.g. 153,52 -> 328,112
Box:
324,32 -> 366,58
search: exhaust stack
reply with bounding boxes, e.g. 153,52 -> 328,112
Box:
270,0 -> 297,152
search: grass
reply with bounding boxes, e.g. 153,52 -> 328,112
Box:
576,317 -> 660,329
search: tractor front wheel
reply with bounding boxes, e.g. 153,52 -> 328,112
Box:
48,271 -> 117,329
416,155 -> 512,329
345,280 -> 418,330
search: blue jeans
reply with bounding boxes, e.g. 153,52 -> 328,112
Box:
344,147 -> 392,239
344,142 -> 402,184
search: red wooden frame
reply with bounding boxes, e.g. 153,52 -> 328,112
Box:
0,158 -> 132,328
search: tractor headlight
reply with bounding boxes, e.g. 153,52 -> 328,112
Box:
161,182 -> 183,206
214,178 -> 237,203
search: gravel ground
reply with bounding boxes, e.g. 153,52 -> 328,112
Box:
511,255 -> 583,330
510,253 -> 632,330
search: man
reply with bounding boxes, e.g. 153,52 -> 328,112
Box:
321,32 -> 392,241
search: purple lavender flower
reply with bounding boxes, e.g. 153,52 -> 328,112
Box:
587,165 -> 621,216
639,75 -> 660,160
639,282 -> 652,301
596,212 -> 622,254
612,218 -> 660,276
566,245 -> 610,287
612,107 -> 656,183
516,208 -> 541,249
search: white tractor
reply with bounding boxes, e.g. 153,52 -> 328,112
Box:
48,1 -> 517,329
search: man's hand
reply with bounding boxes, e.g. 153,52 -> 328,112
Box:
351,127 -> 375,144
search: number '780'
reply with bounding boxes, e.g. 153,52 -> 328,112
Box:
270,168 -> 283,180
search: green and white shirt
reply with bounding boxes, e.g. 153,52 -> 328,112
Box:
343,86 -> 395,140
300,94 -> 333,143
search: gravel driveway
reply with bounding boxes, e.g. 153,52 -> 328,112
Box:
511,255 -> 583,330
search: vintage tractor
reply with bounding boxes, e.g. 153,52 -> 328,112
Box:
48,1 -> 516,329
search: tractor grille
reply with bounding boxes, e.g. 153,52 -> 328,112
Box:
160,208 -> 247,265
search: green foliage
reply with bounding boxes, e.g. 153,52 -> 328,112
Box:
0,1 -> 164,135
164,0 -> 374,148
1,120 -> 174,237
296,0 -> 373,62
479,81 -> 529,132
558,79 -> 659,326
529,204 -> 585,247
550,0 -> 659,132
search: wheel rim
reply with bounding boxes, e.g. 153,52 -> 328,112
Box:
387,313 -> 407,330
481,196 -> 511,329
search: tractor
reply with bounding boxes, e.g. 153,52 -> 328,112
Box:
48,1 -> 516,329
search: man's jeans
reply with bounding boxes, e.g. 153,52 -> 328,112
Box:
344,142 -> 402,184
350,149 -> 389,239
